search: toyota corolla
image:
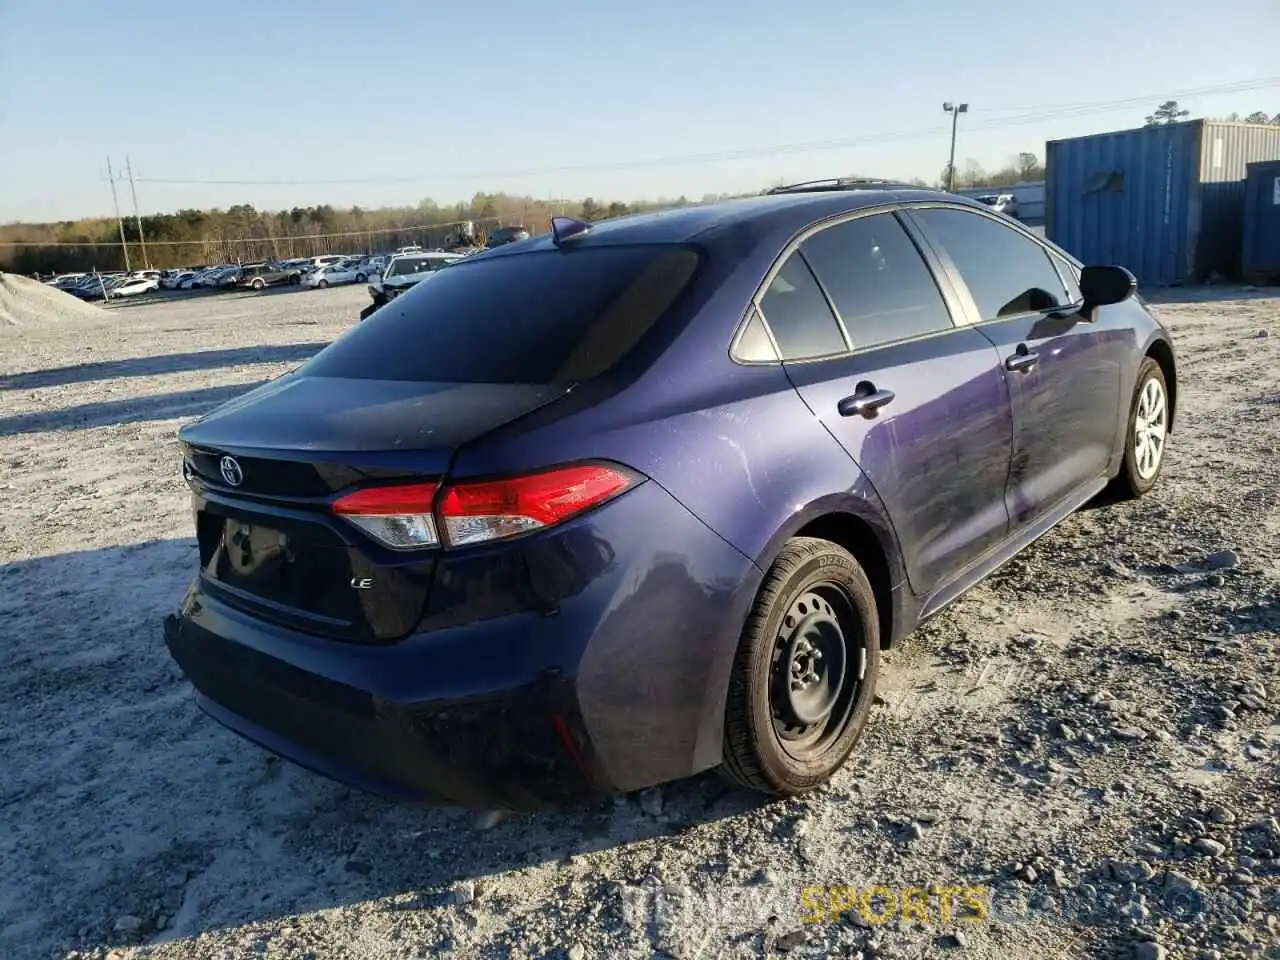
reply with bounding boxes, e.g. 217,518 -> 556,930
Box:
164,180 -> 1176,809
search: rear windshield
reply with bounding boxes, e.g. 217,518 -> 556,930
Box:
305,244 -> 701,384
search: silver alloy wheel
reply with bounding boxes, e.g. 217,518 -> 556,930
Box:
1133,376 -> 1167,480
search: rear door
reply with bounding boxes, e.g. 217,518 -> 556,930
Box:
905,206 -> 1121,530
761,210 -> 1014,595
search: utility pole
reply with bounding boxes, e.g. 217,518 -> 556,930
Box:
106,157 -> 131,272
124,156 -> 150,268
942,102 -> 969,192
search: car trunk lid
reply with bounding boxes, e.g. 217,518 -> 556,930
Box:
179,374 -> 568,642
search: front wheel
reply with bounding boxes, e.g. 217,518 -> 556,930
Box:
720,537 -> 881,796
1109,357 -> 1169,499
356,273 -> 367,282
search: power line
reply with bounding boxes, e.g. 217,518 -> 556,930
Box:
970,76 -> 1280,113
128,77 -> 1280,187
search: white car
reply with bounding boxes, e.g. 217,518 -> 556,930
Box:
108,276 -> 160,298
368,251 -> 462,305
297,255 -> 349,276
303,263 -> 359,288
976,193 -> 1019,219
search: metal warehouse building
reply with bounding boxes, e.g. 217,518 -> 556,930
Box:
1242,159 -> 1280,282
1045,120 -> 1280,286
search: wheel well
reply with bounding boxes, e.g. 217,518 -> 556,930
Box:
1146,339 -> 1177,430
794,513 -> 895,648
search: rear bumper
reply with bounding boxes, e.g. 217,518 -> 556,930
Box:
164,479 -> 762,809
164,610 -> 595,808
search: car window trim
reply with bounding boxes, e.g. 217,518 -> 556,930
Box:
898,202 -> 1084,327
730,204 -> 970,366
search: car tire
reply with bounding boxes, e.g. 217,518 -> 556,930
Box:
317,279 -> 328,289
719,536 -> 881,796
251,279 -> 265,290
1109,357 -> 1169,500
356,273 -> 366,282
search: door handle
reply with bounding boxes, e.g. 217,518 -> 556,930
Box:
1005,346 -> 1039,373
838,385 -> 896,418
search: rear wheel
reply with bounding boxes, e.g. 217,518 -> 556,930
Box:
251,278 -> 265,290
1109,357 -> 1169,499
317,279 -> 329,289
720,537 -> 880,796
356,272 -> 367,282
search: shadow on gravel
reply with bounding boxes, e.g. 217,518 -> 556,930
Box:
0,539 -> 768,958
1226,599 -> 1280,635
0,381 -> 267,435
104,284 -> 352,311
0,343 -> 327,391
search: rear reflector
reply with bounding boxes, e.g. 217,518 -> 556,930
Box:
331,465 -> 638,550
332,482 -> 439,549
438,464 -> 637,547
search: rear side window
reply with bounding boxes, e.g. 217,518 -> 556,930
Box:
758,254 -> 847,360
912,208 -> 1070,320
799,213 -> 955,350
306,245 -> 700,384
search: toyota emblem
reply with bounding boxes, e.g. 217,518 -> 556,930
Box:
219,455 -> 244,487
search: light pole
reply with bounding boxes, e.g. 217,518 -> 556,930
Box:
943,102 -> 969,192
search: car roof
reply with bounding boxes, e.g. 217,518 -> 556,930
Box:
474,187 -> 984,258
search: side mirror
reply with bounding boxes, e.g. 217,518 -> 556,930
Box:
1079,265 -> 1136,311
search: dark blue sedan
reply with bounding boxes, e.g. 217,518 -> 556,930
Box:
164,180 -> 1176,809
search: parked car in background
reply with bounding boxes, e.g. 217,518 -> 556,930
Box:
209,266 -> 243,289
179,270 -> 213,290
75,275 -> 130,300
303,262 -> 360,288
108,275 -> 161,298
350,256 -> 384,282
165,181 -> 1177,810
297,255 -> 349,276
163,271 -> 197,290
485,226 -> 531,248
975,193 -> 1019,219
367,251 -> 462,307
237,263 -> 303,290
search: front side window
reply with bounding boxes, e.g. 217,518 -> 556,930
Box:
799,213 -> 955,350
757,254 -> 846,360
911,208 -> 1070,321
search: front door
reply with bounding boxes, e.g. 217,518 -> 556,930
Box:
755,210 -> 1014,595
906,206 -> 1122,529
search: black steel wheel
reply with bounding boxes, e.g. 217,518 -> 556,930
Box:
720,536 -> 880,796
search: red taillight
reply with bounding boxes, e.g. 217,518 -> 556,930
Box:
440,464 -> 637,547
332,465 -> 638,550
332,482 -> 439,549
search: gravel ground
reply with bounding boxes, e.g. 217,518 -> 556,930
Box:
1,284 -> 1277,960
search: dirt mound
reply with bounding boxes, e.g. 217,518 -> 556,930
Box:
0,272 -> 105,328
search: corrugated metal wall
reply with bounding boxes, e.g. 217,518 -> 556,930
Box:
1047,121 -> 1280,286
1193,123 -> 1280,280
1046,124 -> 1198,286
1242,159 -> 1280,280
